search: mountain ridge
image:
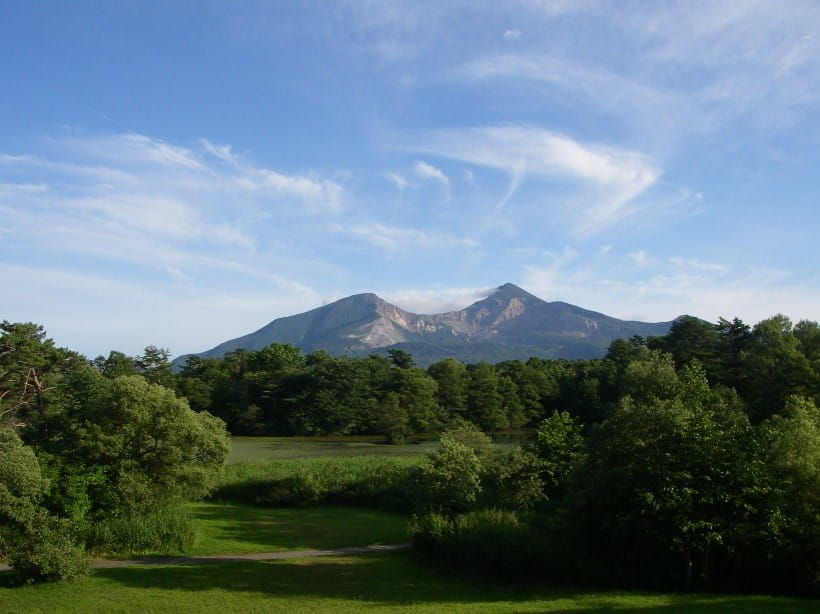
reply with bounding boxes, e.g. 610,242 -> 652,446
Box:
175,283 -> 676,366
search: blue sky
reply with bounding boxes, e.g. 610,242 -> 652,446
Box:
1,1 -> 818,358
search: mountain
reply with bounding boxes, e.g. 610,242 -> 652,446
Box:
175,283 -> 675,367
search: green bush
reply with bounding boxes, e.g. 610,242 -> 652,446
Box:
480,446 -> 545,511
0,428 -> 90,584
3,513 -> 90,584
255,475 -> 322,507
406,438 -> 482,515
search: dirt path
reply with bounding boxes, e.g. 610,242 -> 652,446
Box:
0,543 -> 411,572
93,542 -> 412,568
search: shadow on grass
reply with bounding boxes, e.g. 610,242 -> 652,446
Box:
187,502 -> 408,554
94,551 -> 815,613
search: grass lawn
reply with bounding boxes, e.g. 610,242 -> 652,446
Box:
2,550 -> 816,614
183,501 -> 409,556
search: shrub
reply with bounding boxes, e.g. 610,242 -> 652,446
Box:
3,513 -> 90,584
0,428 -> 90,583
406,438 -> 482,515
480,446 -> 545,511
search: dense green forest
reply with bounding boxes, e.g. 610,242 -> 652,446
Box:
105,313 -> 819,438
1,314 -> 818,595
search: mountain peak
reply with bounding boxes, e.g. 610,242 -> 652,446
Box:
493,282 -> 538,299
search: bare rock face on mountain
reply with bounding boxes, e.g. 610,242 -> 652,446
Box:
176,283 -> 674,366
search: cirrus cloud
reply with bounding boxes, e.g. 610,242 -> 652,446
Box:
408,124 -> 661,236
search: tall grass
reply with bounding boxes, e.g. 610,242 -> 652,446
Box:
212,456 -> 423,513
86,506 -> 196,556
410,509 -> 566,581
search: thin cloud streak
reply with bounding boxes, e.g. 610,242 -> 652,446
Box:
409,124 -> 660,236
333,222 -> 478,252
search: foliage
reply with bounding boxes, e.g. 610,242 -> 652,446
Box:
0,427 -> 48,525
165,311 -> 817,441
532,410 -> 583,499
571,358 -> 771,591
0,428 -> 90,583
409,424 -> 546,515
749,396 -> 820,592
465,362 -> 506,430
408,437 -> 483,515
0,323 -> 232,583
479,446 -> 545,510
4,311 -> 820,594
42,375 -> 231,516
3,511 -> 90,584
427,358 -> 467,421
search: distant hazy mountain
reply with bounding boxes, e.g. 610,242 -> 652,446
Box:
175,283 -> 674,366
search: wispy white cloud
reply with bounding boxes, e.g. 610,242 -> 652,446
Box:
0,132 -> 345,265
503,29 -> 521,41
629,250 -> 653,267
668,256 -> 729,274
333,222 -> 478,252
414,160 -> 449,185
409,124 -> 660,236
622,5 -> 819,135
0,132 -> 350,355
413,160 -> 451,201
381,284 -> 496,315
460,2 -> 820,136
457,53 -> 694,144
385,171 -> 409,191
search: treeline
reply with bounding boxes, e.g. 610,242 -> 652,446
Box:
95,314 -> 820,436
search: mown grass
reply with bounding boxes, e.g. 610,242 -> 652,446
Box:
184,502 -> 409,556
2,550 -> 816,613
